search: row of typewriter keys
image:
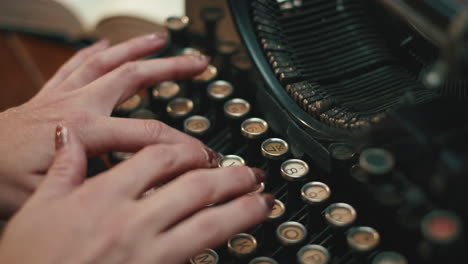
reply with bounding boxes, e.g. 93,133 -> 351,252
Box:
110,61 -> 408,263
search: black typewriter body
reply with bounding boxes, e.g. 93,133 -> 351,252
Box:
109,1 -> 467,263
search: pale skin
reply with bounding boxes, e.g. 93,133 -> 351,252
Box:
0,33 -> 273,263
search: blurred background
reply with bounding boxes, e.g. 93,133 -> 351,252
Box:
0,0 -> 240,111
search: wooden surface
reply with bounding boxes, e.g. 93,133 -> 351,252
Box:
0,0 -> 239,111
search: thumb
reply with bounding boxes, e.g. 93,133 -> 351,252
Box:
37,124 -> 87,199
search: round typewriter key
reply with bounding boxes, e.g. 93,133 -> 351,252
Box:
193,65 -> 218,83
183,115 -> 211,137
128,109 -> 157,120
218,155 -> 245,167
372,251 -> 408,264
421,210 -> 461,244
359,148 -> 395,176
165,16 -> 189,31
347,226 -> 380,252
190,248 -> 219,264
301,182 -> 331,205
281,159 -> 309,181
249,256 -> 279,264
152,81 -> 180,101
329,142 -> 356,161
276,221 -> 307,246
207,80 -> 234,101
200,7 -> 224,54
249,182 -> 265,195
261,138 -> 289,160
166,98 -> 194,119
114,94 -> 142,116
297,244 -> 330,264
165,16 -> 189,46
224,98 -> 251,120
227,233 -> 257,257
282,159 -> 309,210
268,199 -> 286,221
109,151 -> 134,164
324,203 -> 357,228
241,118 -> 269,139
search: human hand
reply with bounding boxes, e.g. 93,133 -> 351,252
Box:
0,125 -> 273,264
0,33 -> 209,218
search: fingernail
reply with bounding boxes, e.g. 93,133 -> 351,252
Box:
202,146 -> 223,167
248,168 -> 266,184
147,31 -> 168,40
261,194 -> 275,210
192,54 -> 210,62
55,124 -> 68,150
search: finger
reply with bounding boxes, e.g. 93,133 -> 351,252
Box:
36,124 -> 87,200
140,166 -> 265,231
81,55 -> 209,114
156,194 -> 274,263
59,32 -> 167,91
79,116 -> 204,156
42,40 -> 110,91
102,143 -> 219,198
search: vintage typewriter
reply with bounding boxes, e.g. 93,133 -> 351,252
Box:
107,0 -> 468,263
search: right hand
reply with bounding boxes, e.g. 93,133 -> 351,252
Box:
0,125 -> 273,264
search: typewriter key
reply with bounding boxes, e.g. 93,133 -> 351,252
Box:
372,251 -> 408,264
268,199 -> 286,221
249,182 -> 265,195
249,256 -> 279,264
152,81 -> 180,102
297,244 -> 330,264
241,118 -> 269,166
281,159 -> 309,209
166,97 -> 194,122
207,80 -> 234,126
261,138 -> 289,160
190,248 -> 219,264
200,7 -> 224,54
109,151 -> 134,164
419,210 -> 462,262
114,94 -> 143,117
346,226 -> 380,252
183,115 -> 211,138
262,138 -> 289,186
165,16 -> 190,46
193,65 -> 218,83
262,199 -> 286,251
207,80 -> 234,101
301,182 -> 331,205
276,221 -> 307,247
241,117 -> 269,139
128,109 -> 157,120
301,182 -> 330,229
324,203 -> 357,228
227,233 -> 258,257
218,155 -> 245,167
359,148 -> 395,177
217,41 -> 238,79
224,98 -> 251,120
232,53 -> 253,97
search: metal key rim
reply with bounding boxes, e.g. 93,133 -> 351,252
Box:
297,244 -> 330,264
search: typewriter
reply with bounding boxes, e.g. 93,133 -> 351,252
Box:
108,0 -> 468,263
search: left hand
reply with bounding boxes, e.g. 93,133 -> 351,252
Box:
0,33 -> 209,218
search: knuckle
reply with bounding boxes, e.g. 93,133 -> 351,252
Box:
64,111 -> 94,127
119,61 -> 142,79
88,54 -> 109,73
142,120 -> 164,141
